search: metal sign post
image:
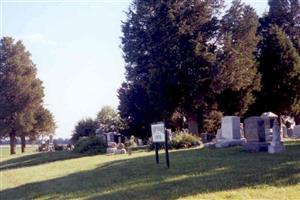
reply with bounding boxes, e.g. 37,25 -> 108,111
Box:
164,129 -> 170,168
155,143 -> 159,164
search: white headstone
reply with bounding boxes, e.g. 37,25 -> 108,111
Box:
221,116 -> 241,139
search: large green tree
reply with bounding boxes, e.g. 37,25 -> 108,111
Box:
71,118 -> 98,143
214,0 -> 261,116
118,83 -> 155,138
0,37 -> 53,154
120,0 -> 224,137
96,106 -> 124,133
254,25 -> 300,117
24,106 -> 56,151
260,0 -> 300,52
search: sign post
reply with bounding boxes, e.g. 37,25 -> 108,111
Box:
151,122 -> 170,168
165,129 -> 170,168
155,143 -> 159,164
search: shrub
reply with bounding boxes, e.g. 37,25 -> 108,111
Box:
54,144 -> 64,151
203,110 -> 223,137
169,133 -> 201,149
73,136 -> 107,154
148,132 -> 201,150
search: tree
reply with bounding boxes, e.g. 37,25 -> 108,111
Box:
260,0 -> 300,52
213,0 -> 261,116
118,83 -> 155,138
34,106 -> 56,135
28,106 -> 56,144
120,0 -> 224,137
96,106 -> 124,133
71,118 -> 98,143
254,25 -> 300,117
15,111 -> 35,153
0,37 -> 45,154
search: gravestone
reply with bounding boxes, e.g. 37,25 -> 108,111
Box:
114,133 -> 125,144
293,125 -> 300,138
281,124 -> 289,138
262,117 -> 275,142
287,128 -> 293,137
105,132 -> 115,143
104,132 -> 117,153
215,116 -> 245,148
240,123 -> 245,138
216,129 -> 222,140
268,120 -> 285,154
138,139 -> 143,146
221,116 -> 241,139
242,116 -> 268,152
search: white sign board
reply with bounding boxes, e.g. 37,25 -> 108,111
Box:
151,122 -> 165,142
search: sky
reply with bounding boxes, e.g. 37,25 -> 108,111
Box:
0,0 -> 269,139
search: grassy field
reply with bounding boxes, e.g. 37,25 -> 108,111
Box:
1,142 -> 300,200
1,145 -> 38,158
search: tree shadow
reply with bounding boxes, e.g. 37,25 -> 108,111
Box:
1,142 -> 300,200
0,151 -> 85,171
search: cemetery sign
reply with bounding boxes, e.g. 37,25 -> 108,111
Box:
151,122 -> 165,142
151,122 -> 170,168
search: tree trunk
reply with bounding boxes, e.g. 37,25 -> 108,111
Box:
21,134 -> 26,153
9,131 -> 16,155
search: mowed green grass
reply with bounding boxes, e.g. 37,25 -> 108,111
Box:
1,142 -> 300,200
1,145 -> 38,159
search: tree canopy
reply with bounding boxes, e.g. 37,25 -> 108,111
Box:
71,118 -> 98,143
0,37 -> 55,154
96,106 -> 124,133
254,25 -> 300,116
118,0 -> 300,138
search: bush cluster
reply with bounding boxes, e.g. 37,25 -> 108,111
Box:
149,132 -> 201,150
169,133 -> 201,149
73,136 -> 107,154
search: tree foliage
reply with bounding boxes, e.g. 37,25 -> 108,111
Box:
33,106 -> 56,136
118,0 -> 300,138
255,25 -> 300,116
96,106 -> 124,133
71,118 -> 98,143
0,37 -> 55,154
214,0 -> 261,116
119,0 -> 224,137
261,0 -> 300,52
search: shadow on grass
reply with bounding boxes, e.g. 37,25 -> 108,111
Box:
0,151 -> 85,171
1,142 -> 300,200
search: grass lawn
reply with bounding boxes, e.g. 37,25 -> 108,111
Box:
1,145 -> 38,159
1,141 -> 300,200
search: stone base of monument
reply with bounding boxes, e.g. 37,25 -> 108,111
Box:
204,142 -> 216,148
268,142 -> 285,154
115,149 -> 127,154
215,138 -> 246,148
106,147 -> 127,154
106,147 -> 117,154
242,142 -> 268,152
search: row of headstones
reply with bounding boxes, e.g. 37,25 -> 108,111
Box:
216,116 -> 295,153
99,132 -> 145,154
96,132 -> 127,154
